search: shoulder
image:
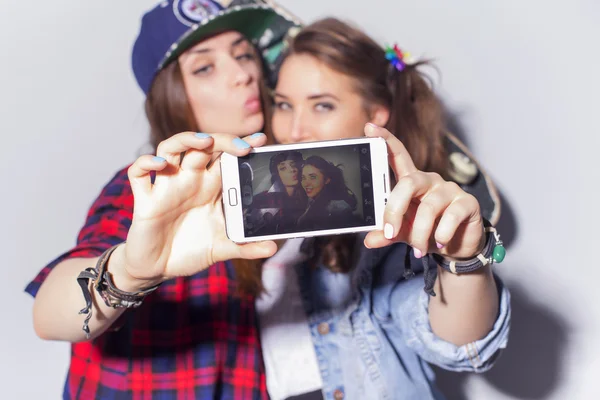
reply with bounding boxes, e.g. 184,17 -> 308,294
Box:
86,165 -> 134,215
104,165 -> 133,191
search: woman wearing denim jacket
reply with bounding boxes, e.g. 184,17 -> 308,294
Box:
256,18 -> 510,400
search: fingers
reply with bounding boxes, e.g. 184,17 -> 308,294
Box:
178,132 -> 268,171
156,132 -> 214,167
367,175 -> 481,258
364,199 -> 418,249
155,132 -> 259,170
132,131 -> 268,195
434,192 -> 481,247
364,123 -> 417,178
364,230 -> 394,249
383,172 -> 437,239
128,155 -> 167,195
409,185 -> 457,255
203,132 -> 268,171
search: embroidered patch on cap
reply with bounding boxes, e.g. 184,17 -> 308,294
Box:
173,0 -> 224,26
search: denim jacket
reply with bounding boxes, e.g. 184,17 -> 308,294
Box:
294,239 -> 511,400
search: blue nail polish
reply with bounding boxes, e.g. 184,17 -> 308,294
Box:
233,137 -> 250,149
250,132 -> 265,139
195,132 -> 210,139
153,156 -> 166,163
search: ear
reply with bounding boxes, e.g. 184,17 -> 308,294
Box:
369,104 -> 390,127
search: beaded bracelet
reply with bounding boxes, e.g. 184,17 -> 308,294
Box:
421,219 -> 505,296
77,243 -> 160,339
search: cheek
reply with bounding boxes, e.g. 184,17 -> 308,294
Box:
247,63 -> 261,81
315,109 -> 369,141
340,110 -> 371,138
272,112 -> 291,142
186,84 -> 224,129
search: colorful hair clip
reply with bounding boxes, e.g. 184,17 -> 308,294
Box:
385,44 -> 413,71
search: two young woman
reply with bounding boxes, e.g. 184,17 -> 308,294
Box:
27,2 -> 510,399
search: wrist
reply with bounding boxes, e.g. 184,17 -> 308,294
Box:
441,229 -> 487,262
107,243 -> 164,293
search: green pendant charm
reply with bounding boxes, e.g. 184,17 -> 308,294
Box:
492,244 -> 506,263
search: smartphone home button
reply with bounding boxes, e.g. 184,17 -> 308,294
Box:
228,188 -> 238,206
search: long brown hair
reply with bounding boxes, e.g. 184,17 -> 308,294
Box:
144,45 -> 272,295
283,17 -> 448,174
272,17 -> 450,274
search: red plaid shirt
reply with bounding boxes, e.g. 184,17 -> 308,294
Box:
25,167 -> 268,399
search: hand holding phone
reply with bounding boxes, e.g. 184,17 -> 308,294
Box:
220,137 -> 391,243
123,132 -> 277,287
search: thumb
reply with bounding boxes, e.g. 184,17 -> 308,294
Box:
237,241 -> 278,260
214,240 -> 278,262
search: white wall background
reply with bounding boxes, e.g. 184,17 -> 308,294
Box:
1,0 -> 598,398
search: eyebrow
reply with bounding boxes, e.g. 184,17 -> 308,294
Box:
191,36 -> 248,54
274,92 -> 340,101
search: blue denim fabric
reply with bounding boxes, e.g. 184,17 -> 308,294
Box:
295,241 -> 511,400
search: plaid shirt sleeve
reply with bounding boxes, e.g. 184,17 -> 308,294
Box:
25,166 -> 133,298
24,166 -> 269,400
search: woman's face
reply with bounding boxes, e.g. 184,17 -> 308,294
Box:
178,31 -> 263,136
301,164 -> 329,199
272,54 -> 387,144
277,160 -> 299,187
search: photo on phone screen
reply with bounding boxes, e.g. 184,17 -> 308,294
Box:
221,138 -> 389,242
239,143 -> 376,237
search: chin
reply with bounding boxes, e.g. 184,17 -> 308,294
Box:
243,114 -> 264,135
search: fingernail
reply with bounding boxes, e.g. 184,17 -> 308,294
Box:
414,248 -> 423,259
436,242 -> 445,249
250,132 -> 265,138
233,137 -> 251,149
195,132 -> 211,139
152,156 -> 166,163
384,223 -> 394,240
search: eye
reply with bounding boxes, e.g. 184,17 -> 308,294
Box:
315,102 -> 335,112
193,65 -> 213,75
235,53 -> 255,62
275,101 -> 292,111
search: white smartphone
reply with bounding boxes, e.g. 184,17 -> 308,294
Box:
220,137 -> 391,243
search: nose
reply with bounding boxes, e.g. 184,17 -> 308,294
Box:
290,108 -> 310,142
230,58 -> 252,87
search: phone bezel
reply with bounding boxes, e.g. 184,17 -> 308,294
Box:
220,137 -> 390,243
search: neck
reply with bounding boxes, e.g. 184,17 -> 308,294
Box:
286,186 -> 295,196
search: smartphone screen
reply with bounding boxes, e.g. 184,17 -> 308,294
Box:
221,138 -> 389,242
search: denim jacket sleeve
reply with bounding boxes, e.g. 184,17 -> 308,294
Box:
388,273 -> 511,373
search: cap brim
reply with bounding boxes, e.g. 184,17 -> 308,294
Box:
159,6 -> 289,69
